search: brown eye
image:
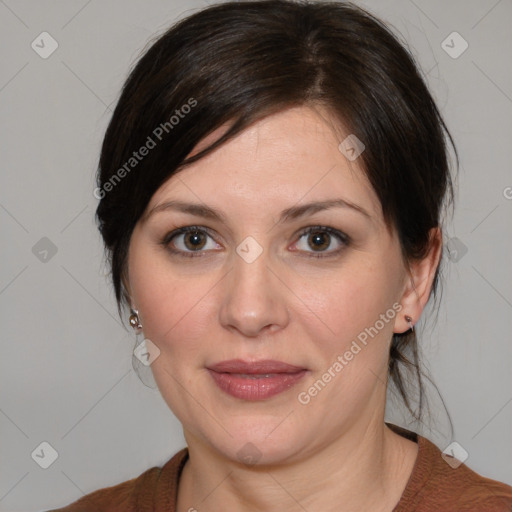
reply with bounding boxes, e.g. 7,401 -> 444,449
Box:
307,231 -> 331,251
162,226 -> 220,257
294,226 -> 349,258
183,230 -> 207,251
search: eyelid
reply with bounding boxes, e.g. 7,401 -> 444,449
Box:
161,225 -> 221,257
292,225 -> 350,258
295,225 -> 350,243
161,225 -> 215,244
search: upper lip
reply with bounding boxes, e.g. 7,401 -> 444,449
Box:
207,359 -> 306,374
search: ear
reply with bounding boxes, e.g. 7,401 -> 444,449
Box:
394,227 -> 443,334
121,268 -> 135,311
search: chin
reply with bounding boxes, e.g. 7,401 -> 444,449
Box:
208,419 -> 307,467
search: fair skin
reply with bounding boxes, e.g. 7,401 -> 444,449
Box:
125,106 -> 442,512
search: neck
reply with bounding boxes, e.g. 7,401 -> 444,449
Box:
176,416 -> 418,512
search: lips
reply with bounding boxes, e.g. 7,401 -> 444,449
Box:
207,359 -> 307,400
207,359 -> 305,374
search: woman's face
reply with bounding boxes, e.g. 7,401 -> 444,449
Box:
127,106 -> 415,464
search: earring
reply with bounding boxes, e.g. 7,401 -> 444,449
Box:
404,315 -> 414,332
129,309 -> 142,332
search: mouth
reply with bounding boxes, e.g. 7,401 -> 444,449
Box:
207,359 -> 308,400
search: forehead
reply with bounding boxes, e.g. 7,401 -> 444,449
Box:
145,106 -> 382,222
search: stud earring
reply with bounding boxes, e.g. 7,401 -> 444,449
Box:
129,309 -> 142,331
404,315 -> 414,332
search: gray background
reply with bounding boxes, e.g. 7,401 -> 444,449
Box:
0,0 -> 511,510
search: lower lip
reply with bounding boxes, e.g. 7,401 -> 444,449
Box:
208,369 -> 307,400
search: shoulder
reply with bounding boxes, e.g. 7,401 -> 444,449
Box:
395,430 -> 512,512
44,448 -> 189,512
44,466 -> 161,512
434,460 -> 512,511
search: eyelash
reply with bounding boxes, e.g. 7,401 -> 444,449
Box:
160,225 -> 350,259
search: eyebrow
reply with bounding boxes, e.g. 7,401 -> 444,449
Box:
144,198 -> 371,224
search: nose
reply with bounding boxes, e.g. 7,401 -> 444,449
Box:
218,245 -> 290,338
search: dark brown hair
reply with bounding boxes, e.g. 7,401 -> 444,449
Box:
95,0 -> 457,427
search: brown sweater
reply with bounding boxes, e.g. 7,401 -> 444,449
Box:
47,424 -> 512,511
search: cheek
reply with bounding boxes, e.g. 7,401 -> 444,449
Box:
128,242 -> 212,356
296,258 -> 403,402
305,262 -> 397,342
296,271 -> 400,407
136,276 -> 213,358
